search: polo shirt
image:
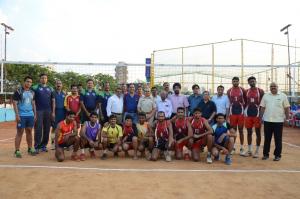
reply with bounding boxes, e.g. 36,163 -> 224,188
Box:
32,84 -> 54,111
188,94 -> 203,114
99,91 -> 113,117
80,89 -> 99,110
260,92 -> 290,122
102,124 -> 123,144
138,96 -> 156,113
124,93 -> 139,113
54,91 -> 66,109
199,100 -> 217,119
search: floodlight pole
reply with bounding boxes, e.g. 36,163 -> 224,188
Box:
280,24 -> 292,97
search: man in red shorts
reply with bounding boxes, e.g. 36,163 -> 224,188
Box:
189,108 -> 213,163
171,107 -> 193,160
243,76 -> 264,158
54,111 -> 80,162
65,84 -> 81,129
227,76 -> 247,155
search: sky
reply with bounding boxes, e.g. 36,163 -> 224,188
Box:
0,0 -> 300,64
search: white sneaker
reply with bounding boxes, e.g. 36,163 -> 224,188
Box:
253,150 -> 259,158
230,148 -> 236,155
206,154 -> 213,164
51,143 -> 55,150
164,151 -> 172,162
239,148 -> 247,156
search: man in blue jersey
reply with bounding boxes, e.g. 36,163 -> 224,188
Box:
12,76 -> 37,158
123,83 -> 140,124
211,113 -> 236,165
80,79 -> 100,123
51,80 -> 66,150
32,73 -> 55,153
99,82 -> 112,125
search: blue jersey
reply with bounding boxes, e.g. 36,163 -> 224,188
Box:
32,84 -> 54,111
100,92 -> 112,116
13,88 -> 35,117
54,91 -> 66,109
124,93 -> 139,113
212,122 -> 231,145
80,89 -> 99,110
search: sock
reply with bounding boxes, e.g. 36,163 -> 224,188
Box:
104,149 -> 108,154
233,144 -> 236,150
240,145 -> 244,150
256,145 -> 260,152
81,149 -> 85,154
207,152 -> 211,156
248,145 -> 252,152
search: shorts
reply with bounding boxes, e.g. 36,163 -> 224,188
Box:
245,116 -> 261,129
17,116 -> 34,129
175,139 -> 188,151
81,136 -> 98,148
229,114 -> 244,127
123,134 -> 135,143
216,135 -> 229,147
192,136 -> 206,150
58,142 -> 71,148
154,138 -> 168,151
108,143 -> 116,150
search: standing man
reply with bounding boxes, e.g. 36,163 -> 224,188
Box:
163,82 -> 173,96
32,73 -> 55,153
244,76 -> 264,158
13,76 -> 37,158
156,91 -> 173,120
51,80 -> 66,150
80,79 -> 100,123
212,85 -> 230,119
137,85 -> 144,97
121,83 -> 128,96
151,86 -> 161,105
106,87 -> 123,125
198,91 -> 217,125
99,82 -> 112,125
260,82 -> 290,161
137,87 -> 156,125
65,84 -> 81,129
169,83 -> 189,118
188,84 -> 202,116
227,77 -> 247,155
124,83 -> 140,124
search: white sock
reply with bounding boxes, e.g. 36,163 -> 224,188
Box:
248,145 -> 252,152
207,152 -> 211,156
240,145 -> 244,150
256,146 -> 260,152
81,149 -> 85,154
104,149 -> 108,154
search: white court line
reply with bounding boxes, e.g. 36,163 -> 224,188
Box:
0,164 -> 299,173
0,137 -> 14,142
283,142 -> 300,149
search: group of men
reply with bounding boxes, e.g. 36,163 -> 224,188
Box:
12,73 -> 290,165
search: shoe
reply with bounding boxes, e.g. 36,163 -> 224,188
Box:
34,147 -> 40,154
273,156 -> 281,161
253,150 -> 259,158
101,153 -> 108,160
40,146 -> 48,152
164,151 -> 172,162
230,148 -> 235,155
71,154 -> 80,161
214,154 -> 221,161
184,153 -> 191,161
89,151 -> 96,159
146,153 -> 152,161
262,155 -> 269,160
51,143 -> 55,150
80,153 -> 86,161
27,148 -> 37,156
239,148 -> 247,156
225,155 -> 232,165
206,154 -> 213,164
15,150 -> 22,158
114,152 -> 119,158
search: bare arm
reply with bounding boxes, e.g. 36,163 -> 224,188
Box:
12,100 -> 20,122
167,122 -> 174,147
54,124 -> 61,147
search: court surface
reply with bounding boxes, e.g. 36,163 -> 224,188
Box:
0,122 -> 299,199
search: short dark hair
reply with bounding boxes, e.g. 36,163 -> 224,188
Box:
163,82 -> 169,86
70,84 -> 77,89
217,85 -> 224,89
77,83 -> 82,87
157,111 -> 165,116
193,107 -> 202,113
138,112 -> 146,117
125,115 -> 133,121
109,114 -> 117,120
232,76 -> 239,81
86,79 -> 94,83
192,84 -> 199,90
66,110 -> 76,116
39,73 -> 47,78
247,76 -> 256,82
24,76 -> 33,82
89,111 -> 98,118
173,82 -> 181,89
216,113 -> 225,118
177,107 -> 185,112
151,86 -> 157,90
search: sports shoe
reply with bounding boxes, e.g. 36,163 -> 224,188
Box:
40,146 -> 48,152
239,148 -> 247,156
51,142 -> 55,150
206,154 -> 213,164
71,154 -> 80,161
225,155 -> 232,165
80,153 -> 86,161
273,156 -> 281,161
230,148 -> 236,155
27,148 -> 37,156
101,153 -> 108,160
253,150 -> 259,158
262,155 -> 269,160
214,154 -> 221,161
34,147 -> 40,154
164,151 -> 172,162
89,151 -> 96,159
15,150 -> 22,158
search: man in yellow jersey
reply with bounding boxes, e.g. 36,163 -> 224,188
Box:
54,111 -> 80,162
100,114 -> 123,159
